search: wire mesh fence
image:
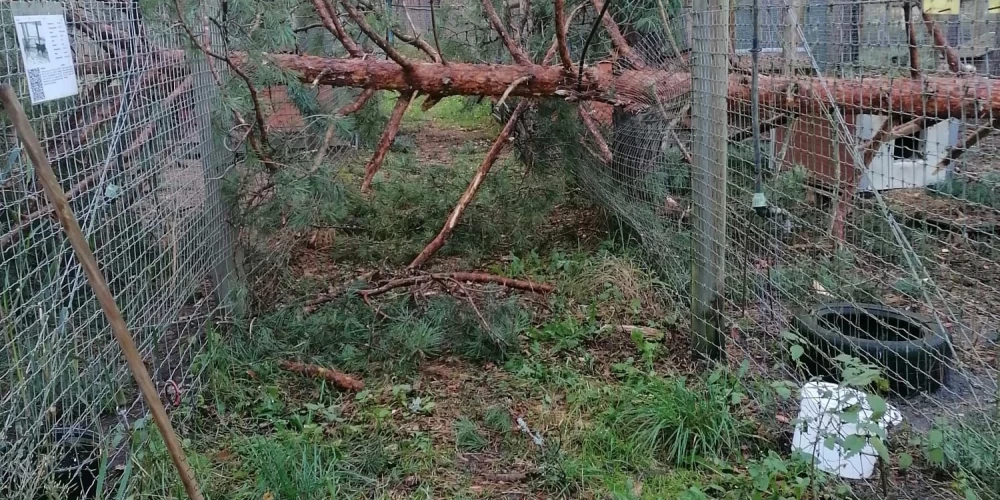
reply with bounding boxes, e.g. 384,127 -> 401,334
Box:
3,0 -> 1000,496
534,0 -> 1000,496
0,1 -> 237,497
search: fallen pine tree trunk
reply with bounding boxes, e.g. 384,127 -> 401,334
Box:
249,54 -> 1000,118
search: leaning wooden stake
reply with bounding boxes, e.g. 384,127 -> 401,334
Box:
408,101 -> 529,269
0,84 -> 205,500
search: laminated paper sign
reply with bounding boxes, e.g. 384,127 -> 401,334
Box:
922,0 -> 959,14
11,3 -> 78,104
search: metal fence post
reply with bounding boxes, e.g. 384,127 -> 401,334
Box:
194,8 -> 244,317
690,0 -> 729,361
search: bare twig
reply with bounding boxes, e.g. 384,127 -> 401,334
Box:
397,2 -> 443,62
279,360 -> 365,391
408,101 -> 529,269
362,271 -> 554,296
361,90 -> 417,192
301,271 -> 378,313
293,22 -> 326,33
173,0 -> 273,152
543,3 -> 587,65
0,171 -> 102,249
356,0 -> 442,62
671,129 -> 692,164
421,95 -> 443,111
430,0 -> 444,64
655,0 -> 683,59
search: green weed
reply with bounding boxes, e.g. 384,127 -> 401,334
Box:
603,371 -> 753,467
454,417 -> 489,452
483,406 -> 514,434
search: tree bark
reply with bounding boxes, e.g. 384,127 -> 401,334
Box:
251,54 -> 1000,118
921,11 -> 963,73
361,90 -> 415,192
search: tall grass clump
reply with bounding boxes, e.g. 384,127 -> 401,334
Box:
603,371 -> 753,467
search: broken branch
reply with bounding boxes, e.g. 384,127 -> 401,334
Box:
590,0 -> 648,69
361,90 -> 416,192
495,76 -> 531,111
407,101 -> 529,269
173,0 -> 272,152
362,271 -> 554,296
312,88 -> 377,172
279,360 -> 365,391
578,104 -> 613,164
933,118 -> 1000,173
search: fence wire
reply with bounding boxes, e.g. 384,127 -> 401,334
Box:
0,1 -> 237,497
540,0 -> 1000,497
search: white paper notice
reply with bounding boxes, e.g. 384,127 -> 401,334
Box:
13,13 -> 79,104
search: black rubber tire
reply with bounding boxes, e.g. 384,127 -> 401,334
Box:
791,303 -> 952,397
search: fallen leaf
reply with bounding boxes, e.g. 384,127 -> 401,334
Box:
812,280 -> 832,297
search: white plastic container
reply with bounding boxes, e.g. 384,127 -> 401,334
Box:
791,381 -> 903,479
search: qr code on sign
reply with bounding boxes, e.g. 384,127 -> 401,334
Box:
27,68 -> 44,101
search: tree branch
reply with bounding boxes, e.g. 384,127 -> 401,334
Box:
578,104 -> 612,164
173,0 -> 272,152
933,118 -> 999,173
543,3 -> 588,66
340,0 -> 413,69
921,10 -> 963,73
904,2 -> 921,78
408,101 -> 529,269
430,0 -> 445,65
553,0 -> 574,69
361,90 -> 416,192
279,360 -> 364,391
590,0 -> 648,69
655,0 -> 683,59
362,270 -> 554,296
312,88 -> 378,172
313,0 -> 365,58
356,0 -> 442,62
258,54 -> 1000,118
831,116 -> 926,240
397,2 -> 443,62
479,0 -> 532,65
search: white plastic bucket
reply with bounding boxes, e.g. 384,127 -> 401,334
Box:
791,381 -> 903,479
